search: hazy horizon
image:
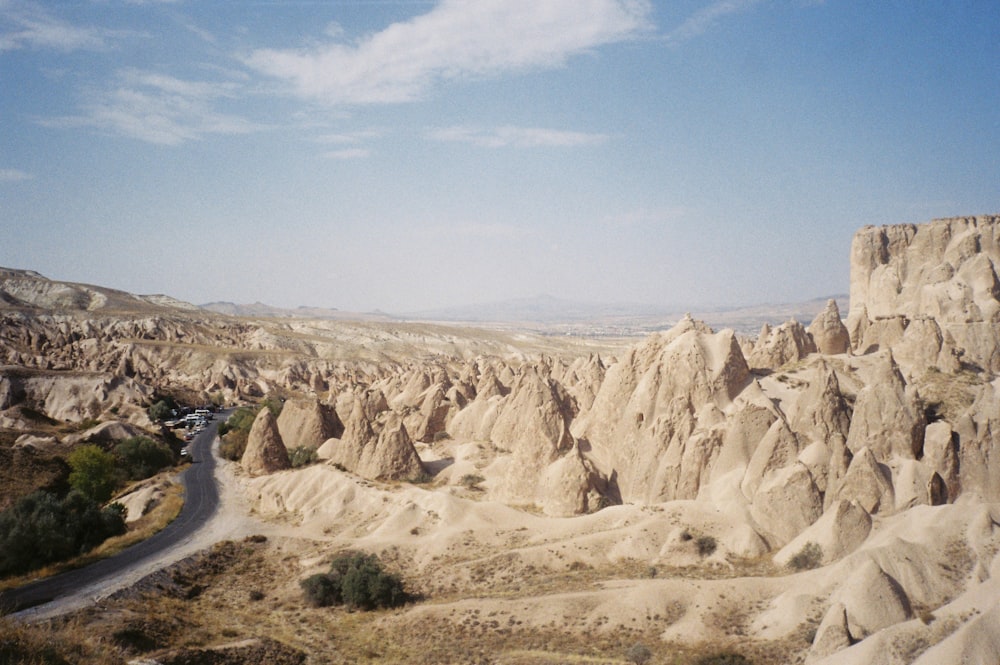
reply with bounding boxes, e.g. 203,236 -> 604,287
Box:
3,2 -> 998,313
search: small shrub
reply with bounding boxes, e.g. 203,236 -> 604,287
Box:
249,589 -> 265,602
787,542 -> 823,571
410,471 -> 434,484
696,535 -> 718,557
626,642 -> 652,665
460,474 -> 485,489
288,446 -> 318,468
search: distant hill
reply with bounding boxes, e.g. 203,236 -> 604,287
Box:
0,267 -> 199,313
200,301 -> 394,322
405,294 -> 672,323
403,293 -> 850,335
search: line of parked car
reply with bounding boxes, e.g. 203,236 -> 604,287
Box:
161,406 -> 217,458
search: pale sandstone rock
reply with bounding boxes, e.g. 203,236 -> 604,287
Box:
807,299 -> 851,355
807,602 -> 853,663
834,447 -> 894,514
748,462 -> 823,547
835,558 -> 912,640
844,353 -> 924,461
747,318 -> 816,371
241,407 -> 290,476
952,380 -> 1000,501
774,500 -> 872,567
922,420 -> 960,502
847,215 -> 1000,371
891,459 -> 945,511
741,418 -> 801,497
357,411 -> 426,481
276,398 -> 342,450
572,316 -> 750,503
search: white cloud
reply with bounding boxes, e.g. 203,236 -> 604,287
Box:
664,0 -> 763,45
0,168 -> 32,181
41,69 -> 263,145
244,0 -> 653,105
0,1 -> 112,52
428,125 -> 608,148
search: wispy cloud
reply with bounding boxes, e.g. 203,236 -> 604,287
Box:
0,1 -> 114,52
664,0 -> 763,46
244,0 -> 653,105
40,69 -> 263,145
428,125 -> 608,148
0,168 -> 32,182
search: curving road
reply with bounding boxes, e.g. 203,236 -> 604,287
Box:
0,410 -> 232,616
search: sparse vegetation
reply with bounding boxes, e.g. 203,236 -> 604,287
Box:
288,446 -> 318,468
696,653 -> 753,665
460,474 -> 485,490
787,542 -> 823,571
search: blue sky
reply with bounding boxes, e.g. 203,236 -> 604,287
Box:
2,1 -> 998,313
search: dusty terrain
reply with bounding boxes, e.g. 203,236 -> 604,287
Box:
1,215 -> 999,664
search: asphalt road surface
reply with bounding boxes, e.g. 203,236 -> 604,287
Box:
0,409 -> 232,615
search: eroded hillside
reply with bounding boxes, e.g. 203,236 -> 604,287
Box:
2,215 -> 999,664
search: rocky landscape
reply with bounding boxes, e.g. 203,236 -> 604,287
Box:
1,215 -> 999,664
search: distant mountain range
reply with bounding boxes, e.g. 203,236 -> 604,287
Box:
199,301 -> 393,321
200,294 -> 850,334
0,266 -> 847,335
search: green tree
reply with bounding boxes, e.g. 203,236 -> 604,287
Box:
148,400 -> 173,422
300,552 -> 408,611
0,490 -> 126,577
114,436 -> 174,480
67,445 -> 118,503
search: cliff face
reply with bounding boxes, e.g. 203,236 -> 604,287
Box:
847,215 -> 1000,372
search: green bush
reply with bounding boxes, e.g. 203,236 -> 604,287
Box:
288,446 -> 318,468
67,445 -> 118,503
787,542 -> 823,571
0,490 -> 126,576
300,552 -> 408,611
115,436 -> 174,480
300,573 -> 342,607
148,400 -> 173,422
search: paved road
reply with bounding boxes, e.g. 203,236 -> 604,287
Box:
0,410 -> 232,615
